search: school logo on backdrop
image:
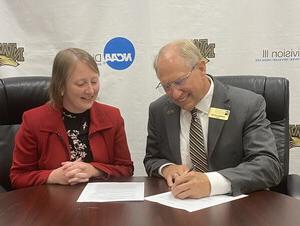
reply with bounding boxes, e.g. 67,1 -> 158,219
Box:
290,124 -> 300,148
94,37 -> 135,70
0,43 -> 24,67
193,39 -> 216,62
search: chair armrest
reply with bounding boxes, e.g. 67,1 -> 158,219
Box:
286,174 -> 300,199
0,185 -> 7,193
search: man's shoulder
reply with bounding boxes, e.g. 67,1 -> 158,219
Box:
215,80 -> 265,114
214,77 -> 261,100
214,78 -> 261,104
228,85 -> 260,99
150,95 -> 169,108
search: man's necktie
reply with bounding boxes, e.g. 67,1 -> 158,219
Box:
189,108 -> 208,172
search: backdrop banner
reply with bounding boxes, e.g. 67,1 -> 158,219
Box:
1,0 -> 300,175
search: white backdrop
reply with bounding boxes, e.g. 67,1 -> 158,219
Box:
1,0 -> 300,175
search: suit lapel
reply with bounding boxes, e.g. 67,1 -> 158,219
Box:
208,78 -> 231,158
164,98 -> 181,164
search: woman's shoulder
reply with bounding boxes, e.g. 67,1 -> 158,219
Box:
91,102 -> 123,125
24,103 -> 58,119
93,101 -> 120,114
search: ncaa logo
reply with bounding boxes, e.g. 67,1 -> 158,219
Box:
104,37 -> 135,70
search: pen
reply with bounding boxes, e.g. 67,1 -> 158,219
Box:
187,165 -> 196,173
171,165 -> 196,186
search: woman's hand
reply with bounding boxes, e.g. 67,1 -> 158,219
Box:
47,159 -> 102,186
61,160 -> 102,185
47,166 -> 69,185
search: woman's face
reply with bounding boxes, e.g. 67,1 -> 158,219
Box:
62,61 -> 99,113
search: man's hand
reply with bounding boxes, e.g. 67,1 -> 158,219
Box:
171,171 -> 211,199
161,164 -> 189,187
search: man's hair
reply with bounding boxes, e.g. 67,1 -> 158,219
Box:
153,39 -> 207,75
49,48 -> 99,109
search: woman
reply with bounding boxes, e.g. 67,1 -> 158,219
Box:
10,48 -> 134,189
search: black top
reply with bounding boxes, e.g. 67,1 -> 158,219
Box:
62,108 -> 93,162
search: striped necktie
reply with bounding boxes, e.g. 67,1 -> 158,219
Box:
189,108 -> 208,172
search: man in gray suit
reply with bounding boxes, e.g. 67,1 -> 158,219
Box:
144,39 -> 283,199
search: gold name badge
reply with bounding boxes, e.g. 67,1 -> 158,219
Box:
208,107 -> 230,120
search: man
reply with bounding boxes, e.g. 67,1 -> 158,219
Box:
144,39 -> 283,199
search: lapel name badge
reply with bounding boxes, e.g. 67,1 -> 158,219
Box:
208,107 -> 230,120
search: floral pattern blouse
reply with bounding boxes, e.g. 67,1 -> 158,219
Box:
62,109 -> 93,162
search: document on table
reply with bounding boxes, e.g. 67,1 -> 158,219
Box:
145,192 -> 247,212
77,182 -> 144,202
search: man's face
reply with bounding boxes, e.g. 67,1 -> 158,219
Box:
157,55 -> 210,111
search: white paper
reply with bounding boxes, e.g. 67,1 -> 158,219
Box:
77,182 -> 144,202
145,192 -> 247,212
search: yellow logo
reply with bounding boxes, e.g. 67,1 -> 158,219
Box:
290,124 -> 300,148
0,43 -> 24,67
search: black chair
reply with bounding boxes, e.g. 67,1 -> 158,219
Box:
0,76 -> 50,191
216,75 -> 300,199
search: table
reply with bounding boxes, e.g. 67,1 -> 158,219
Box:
1,177 -> 300,226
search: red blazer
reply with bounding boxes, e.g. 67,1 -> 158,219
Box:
10,102 -> 134,189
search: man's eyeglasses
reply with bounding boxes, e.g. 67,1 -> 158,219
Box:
156,64 -> 197,94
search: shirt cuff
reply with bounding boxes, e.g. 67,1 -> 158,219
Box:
205,172 -> 232,196
158,163 -> 174,176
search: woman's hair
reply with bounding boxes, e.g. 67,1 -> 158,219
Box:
153,39 -> 207,75
48,48 -> 99,109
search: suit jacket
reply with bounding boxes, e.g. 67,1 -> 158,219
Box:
144,76 -> 283,195
10,102 -> 133,189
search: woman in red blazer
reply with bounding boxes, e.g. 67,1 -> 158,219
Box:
10,48 -> 134,189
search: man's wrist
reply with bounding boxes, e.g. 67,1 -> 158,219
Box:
205,172 -> 232,196
159,163 -> 174,176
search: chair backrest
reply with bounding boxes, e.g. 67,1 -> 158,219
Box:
215,75 -> 290,180
0,76 -> 50,191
